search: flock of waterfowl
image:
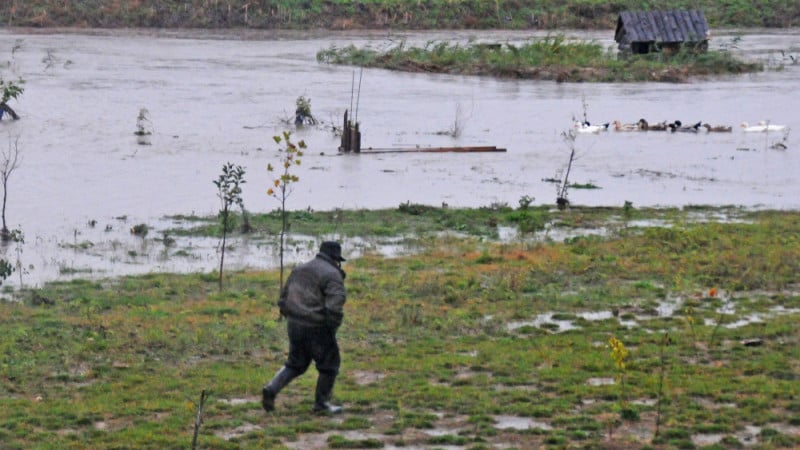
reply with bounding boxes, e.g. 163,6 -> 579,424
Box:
573,119 -> 789,134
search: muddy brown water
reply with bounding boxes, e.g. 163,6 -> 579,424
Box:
0,28 -> 798,289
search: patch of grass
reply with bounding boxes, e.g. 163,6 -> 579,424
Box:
317,38 -> 763,83
328,434 -> 384,448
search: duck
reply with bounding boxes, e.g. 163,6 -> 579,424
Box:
637,118 -> 668,131
573,121 -> 609,134
740,121 -> 787,132
612,120 -> 639,131
702,123 -> 733,132
668,120 -> 702,133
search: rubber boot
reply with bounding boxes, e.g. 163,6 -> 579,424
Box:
312,372 -> 342,414
262,367 -> 299,412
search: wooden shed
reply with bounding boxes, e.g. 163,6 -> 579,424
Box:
615,10 -> 710,55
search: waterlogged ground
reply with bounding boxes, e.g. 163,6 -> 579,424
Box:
0,27 -> 799,288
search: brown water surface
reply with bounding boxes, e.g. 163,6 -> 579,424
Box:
0,28 -> 798,288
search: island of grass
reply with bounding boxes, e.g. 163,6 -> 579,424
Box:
317,35 -> 763,82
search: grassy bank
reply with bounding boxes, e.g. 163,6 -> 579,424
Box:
2,0 -> 799,30
1,206 -> 799,449
317,37 -> 763,82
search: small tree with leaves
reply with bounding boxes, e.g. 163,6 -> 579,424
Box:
267,131 -> 304,292
213,162 -> 246,291
0,76 -> 24,120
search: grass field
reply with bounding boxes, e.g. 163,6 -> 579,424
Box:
1,205 -> 798,449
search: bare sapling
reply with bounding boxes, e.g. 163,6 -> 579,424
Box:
213,162 -> 246,291
191,389 -> 208,450
654,333 -> 670,440
557,129 -> 577,208
449,102 -> 470,138
1,136 -> 22,241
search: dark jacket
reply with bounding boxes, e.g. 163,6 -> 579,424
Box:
278,253 -> 347,328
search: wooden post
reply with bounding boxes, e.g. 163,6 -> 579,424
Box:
351,125 -> 361,153
191,389 -> 208,450
340,110 -> 350,152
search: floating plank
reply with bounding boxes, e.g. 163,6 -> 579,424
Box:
356,146 -> 506,154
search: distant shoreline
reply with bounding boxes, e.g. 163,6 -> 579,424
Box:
2,1 -> 798,30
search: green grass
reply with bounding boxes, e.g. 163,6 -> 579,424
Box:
317,37 -> 764,82
3,0 -> 799,29
1,206 -> 799,448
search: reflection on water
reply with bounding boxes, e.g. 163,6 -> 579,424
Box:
0,28 -> 798,288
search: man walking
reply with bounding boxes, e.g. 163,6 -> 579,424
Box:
262,241 -> 347,414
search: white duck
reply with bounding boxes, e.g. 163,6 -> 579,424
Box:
573,121 -> 609,134
740,121 -> 787,132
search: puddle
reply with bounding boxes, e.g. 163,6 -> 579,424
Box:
423,427 -> 465,437
492,415 -> 552,431
579,311 -> 614,320
771,305 -> 800,314
703,303 -> 800,328
586,377 -> 616,386
351,370 -> 385,385
692,433 -> 725,446
218,397 -> 256,406
737,425 -> 762,445
508,310 -> 618,333
626,219 -> 674,228
694,397 -> 737,410
507,313 -> 578,333
655,297 -> 683,317
722,314 -> 764,329
1,217 -> 415,292
284,431 -> 386,450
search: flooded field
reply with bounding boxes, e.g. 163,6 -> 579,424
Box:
0,27 -> 798,288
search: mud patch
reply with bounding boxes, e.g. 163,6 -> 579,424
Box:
351,370 -> 385,386
215,422 -> 262,441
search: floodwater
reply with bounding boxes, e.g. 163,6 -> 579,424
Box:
0,27 -> 798,289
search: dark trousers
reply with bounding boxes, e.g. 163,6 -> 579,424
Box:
285,321 -> 340,376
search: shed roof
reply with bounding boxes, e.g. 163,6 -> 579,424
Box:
615,10 -> 709,45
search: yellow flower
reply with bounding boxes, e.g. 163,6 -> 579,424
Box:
267,188 -> 274,196
608,337 -> 629,371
